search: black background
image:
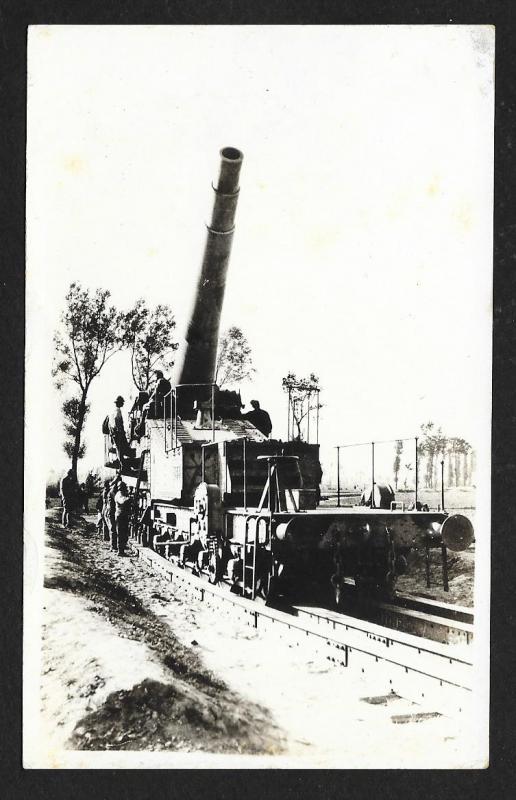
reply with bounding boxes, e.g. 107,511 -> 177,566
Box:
1,1 -> 514,797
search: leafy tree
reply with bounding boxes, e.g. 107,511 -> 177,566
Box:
85,470 -> 102,497
62,397 -> 88,462
420,421 -> 448,489
419,424 -> 473,488
282,372 -> 322,441
53,283 -> 124,478
215,326 -> 255,388
448,436 -> 471,486
393,440 -> 404,489
122,299 -> 178,391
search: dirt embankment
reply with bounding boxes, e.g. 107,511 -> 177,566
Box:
38,504 -> 481,768
42,507 -> 285,754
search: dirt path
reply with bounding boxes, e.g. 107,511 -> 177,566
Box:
42,508 -> 284,756
40,505 -> 481,767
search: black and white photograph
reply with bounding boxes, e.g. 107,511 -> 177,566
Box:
24,24 -> 493,768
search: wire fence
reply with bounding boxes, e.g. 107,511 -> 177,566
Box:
322,436 -> 459,511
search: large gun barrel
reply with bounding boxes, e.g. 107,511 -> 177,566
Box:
178,147 -> 244,386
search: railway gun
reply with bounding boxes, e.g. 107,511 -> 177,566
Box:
104,146 -> 474,608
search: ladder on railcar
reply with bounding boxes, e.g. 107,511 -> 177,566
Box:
131,449 -> 148,544
242,518 -> 258,601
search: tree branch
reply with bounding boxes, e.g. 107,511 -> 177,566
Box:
130,337 -> 139,390
70,336 -> 85,391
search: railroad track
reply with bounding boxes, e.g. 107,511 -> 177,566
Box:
132,542 -> 473,717
333,579 -> 474,645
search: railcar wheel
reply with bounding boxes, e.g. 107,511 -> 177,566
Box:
255,573 -> 276,603
257,557 -> 283,605
331,573 -> 343,608
330,545 -> 345,608
208,551 -> 222,584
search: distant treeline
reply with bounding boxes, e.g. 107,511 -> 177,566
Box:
329,422 -> 476,492
394,423 -> 475,490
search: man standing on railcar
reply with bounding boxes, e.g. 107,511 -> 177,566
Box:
142,370 -> 172,420
242,400 -> 272,438
109,396 -> 132,465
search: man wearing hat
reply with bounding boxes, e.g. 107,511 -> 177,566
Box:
109,396 -> 131,464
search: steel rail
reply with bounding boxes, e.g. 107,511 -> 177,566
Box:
334,579 -> 474,645
339,577 -> 474,623
392,592 -> 474,624
132,543 -> 473,716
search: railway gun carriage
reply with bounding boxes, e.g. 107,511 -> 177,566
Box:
104,146 -> 474,607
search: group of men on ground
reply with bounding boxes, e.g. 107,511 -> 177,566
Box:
95,474 -> 133,556
60,469 -> 133,556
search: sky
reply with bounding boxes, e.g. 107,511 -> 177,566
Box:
26,25 -> 494,486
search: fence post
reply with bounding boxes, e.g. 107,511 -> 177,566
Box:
336,446 -> 341,507
415,436 -> 419,509
371,441 -> 375,508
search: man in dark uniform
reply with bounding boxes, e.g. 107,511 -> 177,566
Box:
79,482 -> 89,513
109,396 -> 132,463
95,491 -> 105,537
145,370 -> 172,418
114,482 -> 132,556
106,474 -> 121,551
242,400 -> 272,437
101,480 -> 112,542
136,371 -> 172,438
59,469 -> 76,528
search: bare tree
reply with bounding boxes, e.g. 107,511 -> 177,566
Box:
53,283 -> 124,478
282,372 -> 322,441
215,326 -> 254,388
122,299 -> 178,391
